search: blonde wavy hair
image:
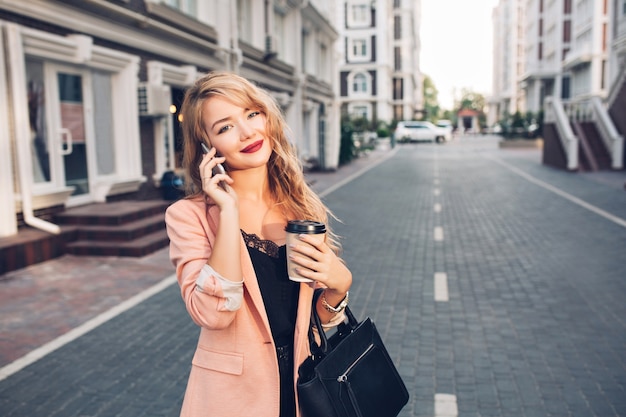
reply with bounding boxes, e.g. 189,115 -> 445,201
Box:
179,71 -> 341,252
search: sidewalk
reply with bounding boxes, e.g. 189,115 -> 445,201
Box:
0,144 -> 395,371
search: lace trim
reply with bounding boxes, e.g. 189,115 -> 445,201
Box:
241,230 -> 283,258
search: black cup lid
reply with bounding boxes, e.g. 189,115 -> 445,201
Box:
285,220 -> 326,234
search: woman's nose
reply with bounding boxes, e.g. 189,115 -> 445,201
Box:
238,120 -> 254,139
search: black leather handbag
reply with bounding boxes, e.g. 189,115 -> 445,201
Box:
297,291 -> 409,417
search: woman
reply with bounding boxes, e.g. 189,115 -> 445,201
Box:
165,71 -> 352,417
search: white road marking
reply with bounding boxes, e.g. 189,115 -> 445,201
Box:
434,203 -> 442,213
434,226 -> 444,241
488,156 -> 626,228
434,188 -> 441,196
434,272 -> 449,302
435,393 -> 458,416
0,274 -> 178,382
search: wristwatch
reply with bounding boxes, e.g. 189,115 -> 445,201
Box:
321,290 -> 349,314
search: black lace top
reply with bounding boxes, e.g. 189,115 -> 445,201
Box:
241,230 -> 300,346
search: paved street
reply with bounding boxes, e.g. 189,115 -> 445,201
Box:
1,135 -> 626,416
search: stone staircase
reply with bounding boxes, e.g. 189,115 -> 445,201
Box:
0,200 -> 171,275
57,201 -> 171,257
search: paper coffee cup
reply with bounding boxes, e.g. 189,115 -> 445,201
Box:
285,220 -> 326,283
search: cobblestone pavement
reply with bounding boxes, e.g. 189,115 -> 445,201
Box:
1,135 -> 625,416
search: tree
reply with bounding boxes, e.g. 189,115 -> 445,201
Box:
456,89 -> 487,128
422,74 -> 440,121
457,88 -> 486,113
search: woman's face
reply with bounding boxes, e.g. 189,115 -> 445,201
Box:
202,96 -> 272,171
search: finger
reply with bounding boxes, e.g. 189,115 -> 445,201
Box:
294,266 -> 329,285
289,243 -> 323,263
296,234 -> 328,252
289,253 -> 318,270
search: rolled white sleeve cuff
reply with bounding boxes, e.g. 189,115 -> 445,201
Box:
196,264 -> 244,311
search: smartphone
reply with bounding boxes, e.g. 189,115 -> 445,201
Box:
201,142 -> 227,190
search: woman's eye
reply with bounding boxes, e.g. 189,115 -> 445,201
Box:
248,111 -> 261,119
217,125 -> 232,134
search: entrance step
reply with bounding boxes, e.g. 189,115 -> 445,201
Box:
58,201 -> 171,257
65,229 -> 170,257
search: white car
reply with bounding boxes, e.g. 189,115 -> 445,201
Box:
394,121 -> 449,143
435,120 -> 453,142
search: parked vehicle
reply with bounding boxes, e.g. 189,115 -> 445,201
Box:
435,119 -> 453,141
394,121 -> 449,143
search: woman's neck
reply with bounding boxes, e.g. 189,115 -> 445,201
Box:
229,165 -> 271,203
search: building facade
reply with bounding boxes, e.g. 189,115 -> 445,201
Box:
492,0 -> 626,119
491,0 -> 526,125
336,0 -> 422,126
0,0 -> 340,240
608,0 -> 626,90
562,0 -> 610,99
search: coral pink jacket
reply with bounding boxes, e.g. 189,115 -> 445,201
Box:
165,197 -> 316,417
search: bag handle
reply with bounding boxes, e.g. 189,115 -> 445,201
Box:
309,289 -> 359,356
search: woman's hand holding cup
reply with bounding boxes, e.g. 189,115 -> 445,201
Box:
285,221 -> 352,294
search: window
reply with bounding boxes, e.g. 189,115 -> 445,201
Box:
394,47 -> 401,70
26,59 -> 50,183
320,43 -> 328,82
348,38 -> 370,62
352,39 -> 367,57
563,0 -> 571,14
353,73 -> 368,93
273,10 -> 285,57
393,77 -> 403,100
237,0 -> 252,42
352,105 -> 368,119
394,105 -> 403,120
351,3 -> 369,25
14,26 -> 143,204
302,30 -> 308,72
92,71 -> 115,176
563,20 -> 571,42
163,0 -> 197,16
394,16 -> 402,39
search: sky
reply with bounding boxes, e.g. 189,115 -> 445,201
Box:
420,0 -> 500,110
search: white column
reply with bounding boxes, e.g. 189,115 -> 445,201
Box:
0,24 -> 18,237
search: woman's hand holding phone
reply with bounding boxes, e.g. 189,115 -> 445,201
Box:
200,143 -> 236,209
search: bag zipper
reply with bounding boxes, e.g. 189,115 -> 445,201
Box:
336,344 -> 374,383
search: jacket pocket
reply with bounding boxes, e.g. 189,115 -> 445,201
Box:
192,346 -> 244,375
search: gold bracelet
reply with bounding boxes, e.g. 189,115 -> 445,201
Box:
321,290 -> 349,314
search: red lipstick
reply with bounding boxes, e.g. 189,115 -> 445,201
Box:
241,140 -> 264,153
